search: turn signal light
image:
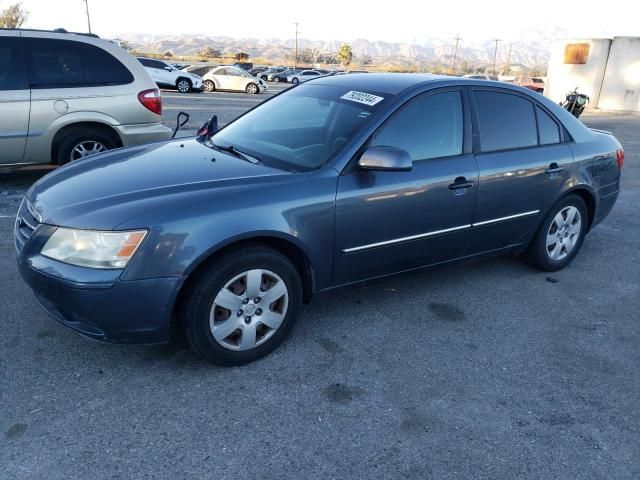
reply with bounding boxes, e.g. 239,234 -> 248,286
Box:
138,88 -> 162,115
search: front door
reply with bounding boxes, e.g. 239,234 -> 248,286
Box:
0,35 -> 30,165
334,89 -> 478,285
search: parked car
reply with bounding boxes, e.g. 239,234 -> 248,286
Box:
261,67 -> 287,81
0,28 -> 171,166
202,66 -> 267,94
287,70 -> 322,84
16,74 -> 623,365
463,74 -> 500,81
234,62 -> 253,71
182,64 -> 216,77
137,57 -> 203,93
515,76 -> 545,93
249,67 -> 268,76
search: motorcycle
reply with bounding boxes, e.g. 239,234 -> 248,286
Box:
560,88 -> 589,118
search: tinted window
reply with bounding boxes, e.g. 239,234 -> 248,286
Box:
475,91 -> 537,151
537,106 -> 561,145
27,38 -> 133,88
371,91 -> 463,161
138,58 -> 153,67
0,37 -> 28,90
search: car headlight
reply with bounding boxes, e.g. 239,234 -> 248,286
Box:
41,228 -> 147,269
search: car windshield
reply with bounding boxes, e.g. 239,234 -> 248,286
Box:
211,84 -> 389,171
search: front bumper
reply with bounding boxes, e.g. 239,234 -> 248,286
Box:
16,221 -> 183,344
115,122 -> 172,148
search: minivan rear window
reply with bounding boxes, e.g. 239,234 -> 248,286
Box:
26,38 -> 134,88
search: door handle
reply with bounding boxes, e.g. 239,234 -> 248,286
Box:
449,177 -> 474,190
545,163 -> 565,174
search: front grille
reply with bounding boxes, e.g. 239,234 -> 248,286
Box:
14,199 -> 41,253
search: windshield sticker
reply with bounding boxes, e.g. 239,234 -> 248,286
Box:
340,91 -> 384,106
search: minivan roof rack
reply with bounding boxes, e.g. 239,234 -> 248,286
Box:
0,27 -> 99,38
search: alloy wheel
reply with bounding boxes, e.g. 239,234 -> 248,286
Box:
209,269 -> 289,351
70,141 -> 107,162
177,80 -> 191,93
246,83 -> 258,94
546,206 -> 582,261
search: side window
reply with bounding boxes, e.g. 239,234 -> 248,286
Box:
0,37 -> 28,90
537,106 -> 561,145
475,91 -> 537,152
138,58 -> 153,67
26,38 -> 133,88
370,91 -> 464,161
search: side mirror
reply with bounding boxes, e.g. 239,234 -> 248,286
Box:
358,146 -> 412,172
164,66 -> 173,71
196,115 -> 219,142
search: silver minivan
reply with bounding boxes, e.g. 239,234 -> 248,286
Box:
0,28 -> 171,166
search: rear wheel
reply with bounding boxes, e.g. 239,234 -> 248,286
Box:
245,82 -> 259,94
182,246 -> 302,365
273,76 -> 280,83
203,80 -> 215,92
526,194 -> 588,271
176,78 -> 192,93
56,127 -> 118,164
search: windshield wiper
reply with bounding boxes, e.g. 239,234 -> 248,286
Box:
211,143 -> 260,164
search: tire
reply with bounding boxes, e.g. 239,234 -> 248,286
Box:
292,78 -> 299,84
273,76 -> 281,83
245,82 -> 259,94
56,127 -> 118,165
182,246 -> 303,366
526,194 -> 588,271
203,79 -> 215,92
176,78 -> 192,93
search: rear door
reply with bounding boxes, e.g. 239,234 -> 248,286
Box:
334,88 -> 478,284
0,34 -> 30,165
467,88 -> 573,254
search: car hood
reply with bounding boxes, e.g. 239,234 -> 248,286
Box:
28,139 -> 298,230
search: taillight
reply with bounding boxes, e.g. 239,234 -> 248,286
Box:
137,88 -> 162,115
616,149 -> 625,169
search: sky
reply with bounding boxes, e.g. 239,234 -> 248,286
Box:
7,0 -> 639,43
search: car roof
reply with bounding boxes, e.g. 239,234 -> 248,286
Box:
309,72 -> 449,95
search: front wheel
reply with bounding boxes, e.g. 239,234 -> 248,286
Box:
291,78 -> 299,84
245,83 -> 259,94
182,246 -> 302,365
526,194 -> 588,271
176,78 -> 192,93
273,76 -> 281,83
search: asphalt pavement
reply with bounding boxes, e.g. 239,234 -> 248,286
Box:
1,94 -> 639,479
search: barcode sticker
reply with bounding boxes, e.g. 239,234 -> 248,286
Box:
340,91 -> 384,106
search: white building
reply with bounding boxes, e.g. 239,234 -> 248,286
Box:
545,37 -> 640,113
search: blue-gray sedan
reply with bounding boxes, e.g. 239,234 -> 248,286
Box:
15,74 -> 623,365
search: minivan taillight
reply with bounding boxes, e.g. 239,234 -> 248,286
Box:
616,149 -> 625,169
137,89 -> 162,115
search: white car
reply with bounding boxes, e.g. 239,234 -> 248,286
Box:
137,57 -> 203,93
287,70 -> 322,84
202,66 -> 267,94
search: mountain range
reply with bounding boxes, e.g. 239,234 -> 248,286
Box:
118,28 -> 567,68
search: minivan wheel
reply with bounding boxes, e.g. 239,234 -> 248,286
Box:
176,78 -> 192,93
245,83 -> 259,94
203,80 -> 215,92
182,246 -> 302,366
56,128 -> 118,164
526,194 -> 588,271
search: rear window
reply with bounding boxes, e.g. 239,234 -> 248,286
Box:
27,38 -> 134,88
475,91 -> 537,152
0,37 -> 28,90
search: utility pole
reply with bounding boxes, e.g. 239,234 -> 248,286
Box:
83,0 -> 92,34
492,39 -> 501,75
293,22 -> 299,69
451,35 -> 462,74
505,43 -> 512,76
